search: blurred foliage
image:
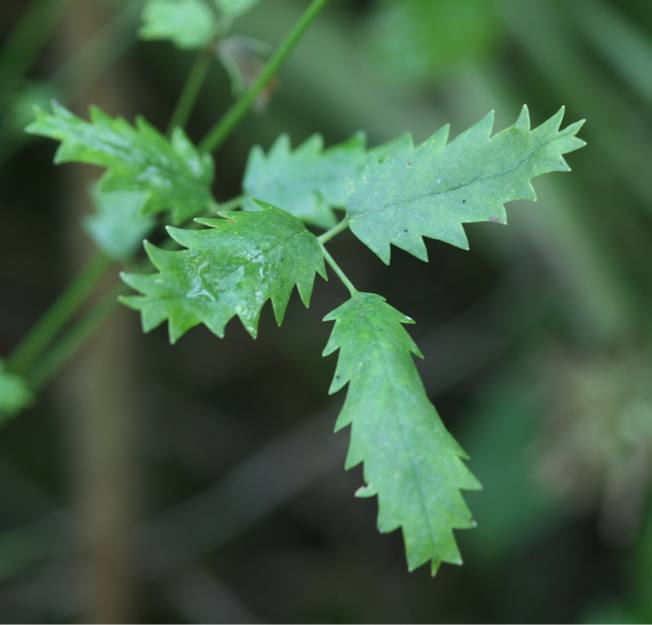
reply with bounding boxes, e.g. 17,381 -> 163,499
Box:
1,80 -> 60,136
537,348 -> 652,541
1,0 -> 652,622
140,0 -> 218,50
84,186 -> 155,260
366,0 -> 499,85
0,361 -> 32,422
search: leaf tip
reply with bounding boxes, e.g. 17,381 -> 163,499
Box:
515,104 -> 531,131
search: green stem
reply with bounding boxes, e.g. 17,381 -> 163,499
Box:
318,218 -> 349,244
7,3 -> 212,382
320,243 -> 358,297
167,47 -> 213,134
7,0 -> 330,391
199,0 -> 330,153
7,253 -> 113,374
29,286 -> 123,393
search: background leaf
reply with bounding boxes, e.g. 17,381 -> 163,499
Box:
27,102 -> 215,224
243,132 -> 366,228
83,185 -> 155,260
140,0 -> 217,50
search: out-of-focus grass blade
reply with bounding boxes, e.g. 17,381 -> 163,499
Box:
498,0 -> 652,213
569,0 -> 652,107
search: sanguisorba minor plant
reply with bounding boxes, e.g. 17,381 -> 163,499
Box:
2,0 -> 585,575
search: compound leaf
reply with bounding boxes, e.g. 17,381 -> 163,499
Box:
0,361 -> 32,423
140,0 -> 217,49
243,132 -> 367,228
323,292 -> 480,574
27,102 -> 215,224
346,106 -> 586,263
121,201 -> 326,343
84,186 -> 156,260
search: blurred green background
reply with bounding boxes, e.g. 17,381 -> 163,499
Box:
1,0 -> 652,622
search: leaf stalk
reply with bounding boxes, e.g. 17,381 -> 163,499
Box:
318,217 -> 349,244
320,243 -> 358,297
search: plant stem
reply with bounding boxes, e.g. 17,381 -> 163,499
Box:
320,243 -> 358,297
8,0 -> 330,391
318,218 -> 349,244
29,286 -> 123,393
7,253 -> 113,374
7,4 -> 213,382
167,47 -> 213,134
199,0 -> 330,153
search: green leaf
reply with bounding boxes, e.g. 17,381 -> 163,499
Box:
27,102 -> 215,224
323,292 -> 480,574
215,0 -> 260,20
346,106 -> 586,263
84,186 -> 156,260
140,0 -> 217,50
370,132 -> 411,163
121,201 -> 326,342
243,133 -> 367,228
0,361 -> 32,423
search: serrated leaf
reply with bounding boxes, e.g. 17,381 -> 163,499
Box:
0,361 -> 32,423
346,106 -> 586,263
84,185 -> 156,260
243,132 -> 367,228
215,0 -> 260,20
323,292 -> 480,574
140,0 -> 217,50
370,132 -> 412,163
121,201 -> 326,343
27,102 -> 215,224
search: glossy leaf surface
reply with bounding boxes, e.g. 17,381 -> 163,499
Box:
121,202 -> 326,342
